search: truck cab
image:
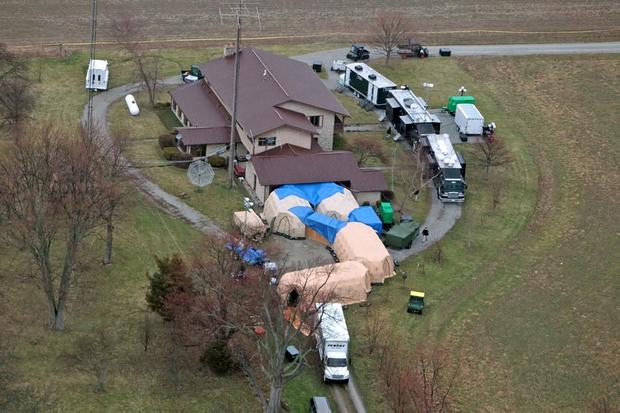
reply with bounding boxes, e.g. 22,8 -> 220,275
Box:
315,303 -> 350,383
346,44 -> 370,61
436,168 -> 467,203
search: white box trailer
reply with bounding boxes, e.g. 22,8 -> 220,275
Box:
315,303 -> 350,383
455,103 -> 484,135
85,59 -> 109,91
344,62 -> 396,107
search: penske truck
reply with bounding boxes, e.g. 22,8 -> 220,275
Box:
315,303 -> 350,383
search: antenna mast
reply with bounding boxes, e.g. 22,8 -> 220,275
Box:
219,1 -> 261,189
86,0 -> 98,141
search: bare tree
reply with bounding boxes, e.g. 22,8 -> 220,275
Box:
369,13 -> 411,66
72,329 -> 116,393
0,125 -> 122,330
99,134 -> 131,265
350,136 -> 385,166
363,307 -> 386,355
110,17 -> 161,106
0,76 -> 35,128
0,43 -> 26,81
166,237 -> 339,413
471,135 -> 513,176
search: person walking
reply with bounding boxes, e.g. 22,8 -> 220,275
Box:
422,226 -> 429,243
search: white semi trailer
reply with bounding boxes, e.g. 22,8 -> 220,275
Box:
315,303 -> 350,383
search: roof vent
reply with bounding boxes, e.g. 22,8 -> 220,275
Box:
354,65 -> 363,71
368,73 -> 377,80
403,98 -> 413,107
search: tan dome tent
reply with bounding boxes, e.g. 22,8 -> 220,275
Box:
316,187 -> 359,221
333,222 -> 395,283
277,261 -> 371,306
233,210 -> 267,240
263,192 -> 311,239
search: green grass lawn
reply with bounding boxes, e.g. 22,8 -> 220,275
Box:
346,55 -> 620,411
336,94 -> 380,124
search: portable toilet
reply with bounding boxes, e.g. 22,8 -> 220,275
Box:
446,95 -> 476,115
378,202 -> 394,225
383,220 -> 420,249
85,59 -> 109,91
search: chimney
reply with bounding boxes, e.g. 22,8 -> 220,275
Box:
224,42 -> 236,57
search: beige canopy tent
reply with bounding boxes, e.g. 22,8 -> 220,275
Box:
277,261 -> 371,306
263,192 -> 311,239
332,222 -> 395,283
316,187 -> 359,221
233,210 -> 267,240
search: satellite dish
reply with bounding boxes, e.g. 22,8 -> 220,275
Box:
187,160 -> 214,188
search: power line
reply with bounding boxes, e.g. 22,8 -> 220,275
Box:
218,1 -> 262,189
85,0 -> 98,141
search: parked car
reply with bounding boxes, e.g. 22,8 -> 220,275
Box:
439,48 -> 452,57
309,396 -> 332,413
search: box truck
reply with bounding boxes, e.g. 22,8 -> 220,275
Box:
455,104 -> 484,136
315,303 -> 350,383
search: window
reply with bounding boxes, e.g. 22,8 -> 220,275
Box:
309,115 -> 323,128
258,137 -> 276,146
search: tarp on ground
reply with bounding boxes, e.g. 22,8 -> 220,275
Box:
263,192 -> 310,239
316,187 -> 359,221
348,206 -> 383,234
277,261 -> 371,306
332,222 -> 395,283
275,183 -> 344,206
233,210 -> 267,239
303,212 -> 346,244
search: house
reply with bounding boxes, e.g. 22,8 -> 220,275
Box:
169,47 -> 387,203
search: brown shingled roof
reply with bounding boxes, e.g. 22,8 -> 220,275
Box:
169,81 -> 231,128
251,147 -> 387,193
193,48 -> 349,135
176,126 -> 239,146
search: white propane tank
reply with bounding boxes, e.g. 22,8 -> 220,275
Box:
125,94 -> 140,116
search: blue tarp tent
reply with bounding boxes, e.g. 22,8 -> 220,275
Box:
275,183 -> 344,206
304,212 -> 346,244
348,206 -> 383,234
288,206 -> 314,221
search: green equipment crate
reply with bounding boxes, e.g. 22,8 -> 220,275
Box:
378,202 -> 394,225
446,95 -> 476,114
383,220 -> 420,249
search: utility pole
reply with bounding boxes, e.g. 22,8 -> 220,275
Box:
86,0 -> 98,141
220,1 -> 261,189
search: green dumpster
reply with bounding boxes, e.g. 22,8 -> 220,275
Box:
446,95 -> 476,114
383,220 -> 420,249
378,202 -> 394,225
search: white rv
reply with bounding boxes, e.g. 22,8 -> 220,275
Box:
85,59 -> 109,91
315,303 -> 350,383
344,62 -> 396,107
455,103 -> 484,135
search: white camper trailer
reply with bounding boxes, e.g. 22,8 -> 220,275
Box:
455,103 -> 484,135
85,59 -> 109,91
315,303 -> 350,383
344,63 -> 396,107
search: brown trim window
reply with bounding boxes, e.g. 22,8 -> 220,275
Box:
309,115 -> 323,128
258,137 -> 276,146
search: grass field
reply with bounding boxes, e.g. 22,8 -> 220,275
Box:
345,55 -> 619,411
4,43 -> 619,412
4,0 -> 620,48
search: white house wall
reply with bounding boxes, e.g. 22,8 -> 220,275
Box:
277,101 -> 336,151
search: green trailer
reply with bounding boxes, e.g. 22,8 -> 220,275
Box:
383,220 -> 420,249
445,95 -> 476,115
377,202 -> 394,225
